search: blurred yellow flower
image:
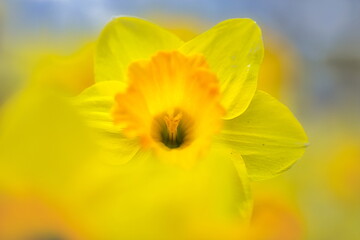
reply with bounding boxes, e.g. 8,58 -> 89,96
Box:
248,178 -> 306,240
0,192 -> 90,240
249,193 -> 304,240
257,30 -> 301,100
77,17 -> 308,180
327,137 -> 360,203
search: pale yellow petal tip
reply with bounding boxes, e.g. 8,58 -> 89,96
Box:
220,17 -> 259,25
95,15 -> 183,83
248,148 -> 308,182
217,18 -> 262,34
219,90 -> 308,181
98,16 -> 182,42
181,17 -> 264,120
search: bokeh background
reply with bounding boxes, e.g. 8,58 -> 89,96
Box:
0,0 -> 359,239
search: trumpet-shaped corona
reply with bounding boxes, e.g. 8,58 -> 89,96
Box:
112,51 -> 224,166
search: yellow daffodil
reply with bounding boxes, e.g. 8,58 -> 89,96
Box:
77,17 -> 308,181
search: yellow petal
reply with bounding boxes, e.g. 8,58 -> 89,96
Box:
216,90 -> 308,181
232,155 -> 252,221
74,81 -> 141,164
180,18 -> 264,119
208,143 -> 252,221
95,17 -> 183,83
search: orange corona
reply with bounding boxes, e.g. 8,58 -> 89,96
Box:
112,51 -> 224,166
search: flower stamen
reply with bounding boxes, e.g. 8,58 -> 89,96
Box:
164,112 -> 183,144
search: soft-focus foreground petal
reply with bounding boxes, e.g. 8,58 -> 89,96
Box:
74,81 -> 141,164
0,87 -> 95,196
31,43 -> 95,95
217,91 -> 308,181
70,143 -> 251,240
180,18 -> 264,119
95,17 -> 183,83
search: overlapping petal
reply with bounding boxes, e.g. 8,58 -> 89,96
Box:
180,19 -> 264,119
95,17 -> 183,83
216,91 -> 308,180
74,81 -> 141,165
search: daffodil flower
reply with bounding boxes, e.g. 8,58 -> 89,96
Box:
76,17 -> 308,181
